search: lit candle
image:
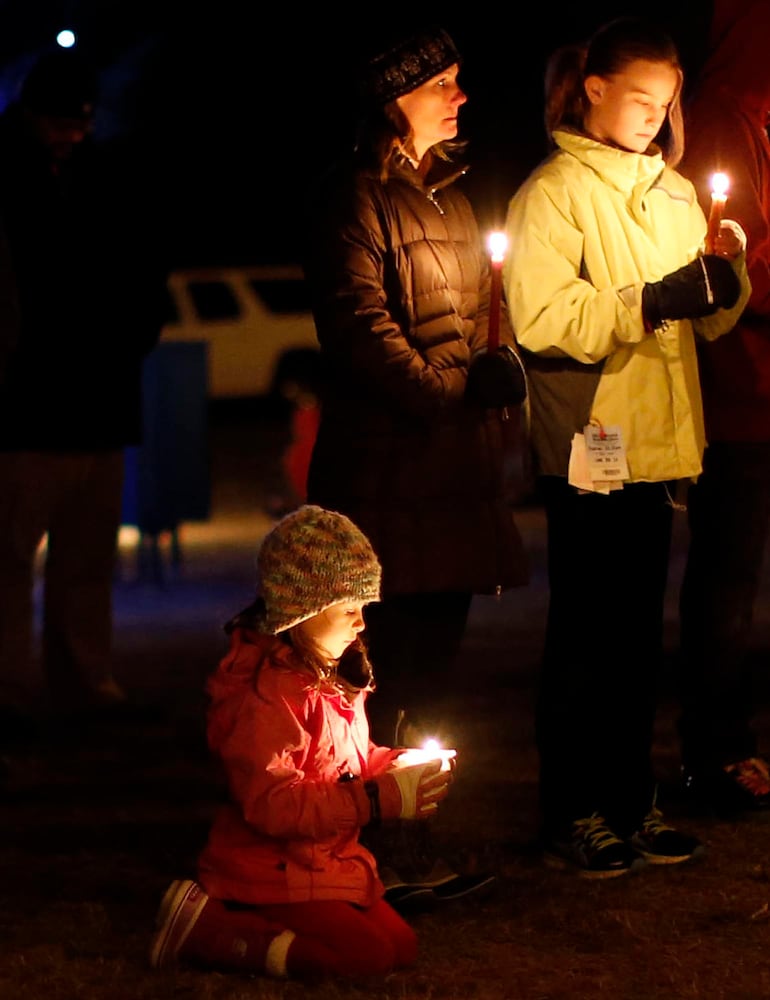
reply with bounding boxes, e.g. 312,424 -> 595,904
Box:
391,739 -> 457,772
706,172 -> 729,254
486,231 -> 508,353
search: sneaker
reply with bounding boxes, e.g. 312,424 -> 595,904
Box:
431,870 -> 497,902
544,813 -> 646,879
628,808 -> 704,865
382,884 -> 436,911
414,857 -> 496,900
684,757 -> 770,818
149,879 -> 209,969
381,858 -> 496,910
380,866 -> 436,912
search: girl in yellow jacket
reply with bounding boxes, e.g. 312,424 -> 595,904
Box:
503,16 -> 751,879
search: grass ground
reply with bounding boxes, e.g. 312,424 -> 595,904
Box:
4,409 -> 770,1000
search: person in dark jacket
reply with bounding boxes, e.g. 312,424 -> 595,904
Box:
677,0 -> 770,818
0,49 -> 167,746
302,24 -> 528,907
304,24 -> 528,743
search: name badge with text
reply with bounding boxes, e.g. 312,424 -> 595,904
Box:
583,423 -> 629,482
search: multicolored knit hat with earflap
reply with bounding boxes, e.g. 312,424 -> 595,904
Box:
255,505 -> 381,635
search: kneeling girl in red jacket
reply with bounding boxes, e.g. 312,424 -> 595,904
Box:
149,504 -> 453,980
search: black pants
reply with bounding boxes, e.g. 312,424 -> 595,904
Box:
0,450 -> 125,712
364,591 -> 472,746
536,477 -> 674,836
678,442 -> 770,775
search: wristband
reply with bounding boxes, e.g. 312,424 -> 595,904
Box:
364,780 -> 381,828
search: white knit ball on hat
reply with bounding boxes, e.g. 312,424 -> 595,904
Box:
256,505 -> 381,635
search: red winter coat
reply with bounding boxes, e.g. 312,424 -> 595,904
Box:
197,629 -> 397,906
679,0 -> 770,442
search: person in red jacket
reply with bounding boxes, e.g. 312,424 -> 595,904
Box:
677,0 -> 770,818
148,505 -> 454,980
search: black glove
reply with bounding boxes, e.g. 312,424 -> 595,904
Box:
642,255 -> 741,330
465,345 -> 527,408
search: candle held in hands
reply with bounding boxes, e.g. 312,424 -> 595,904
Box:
486,231 -> 508,352
706,172 -> 729,254
391,739 -> 457,772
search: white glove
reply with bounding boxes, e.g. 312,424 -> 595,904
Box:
719,218 -> 747,253
378,759 -> 452,820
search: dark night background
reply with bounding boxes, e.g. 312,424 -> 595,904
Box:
0,1 -> 714,269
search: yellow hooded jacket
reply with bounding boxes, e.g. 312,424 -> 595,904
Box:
503,128 -> 751,482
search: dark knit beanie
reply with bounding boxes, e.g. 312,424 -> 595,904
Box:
255,505 -> 381,634
363,25 -> 461,106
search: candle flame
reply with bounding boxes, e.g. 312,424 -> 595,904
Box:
711,172 -> 729,198
487,230 -> 508,263
390,739 -> 456,771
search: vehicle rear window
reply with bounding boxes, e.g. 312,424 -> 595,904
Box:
250,279 -> 311,314
189,281 -> 240,320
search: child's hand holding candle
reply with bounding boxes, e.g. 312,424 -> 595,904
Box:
379,740 -> 456,819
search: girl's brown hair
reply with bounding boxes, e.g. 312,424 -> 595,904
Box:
544,16 -> 685,167
225,598 -> 375,699
285,629 -> 375,699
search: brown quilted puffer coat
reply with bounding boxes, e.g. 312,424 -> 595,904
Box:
303,151 -> 529,598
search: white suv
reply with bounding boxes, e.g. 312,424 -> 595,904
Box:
160,264 -> 320,399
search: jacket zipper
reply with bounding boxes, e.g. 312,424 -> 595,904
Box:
427,188 -> 445,215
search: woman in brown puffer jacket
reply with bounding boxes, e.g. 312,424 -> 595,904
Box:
303,25 -> 528,748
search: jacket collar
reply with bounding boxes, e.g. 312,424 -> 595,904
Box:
390,149 -> 469,193
552,128 -> 665,195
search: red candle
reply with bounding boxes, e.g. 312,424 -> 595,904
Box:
486,231 -> 507,352
706,172 -> 729,254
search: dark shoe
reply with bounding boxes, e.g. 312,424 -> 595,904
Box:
381,866 -> 436,913
544,813 -> 646,879
381,858 -> 495,912
683,757 -> 770,818
628,808 -> 704,865
430,870 -> 497,902
408,855 -> 496,900
367,810 -> 492,909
